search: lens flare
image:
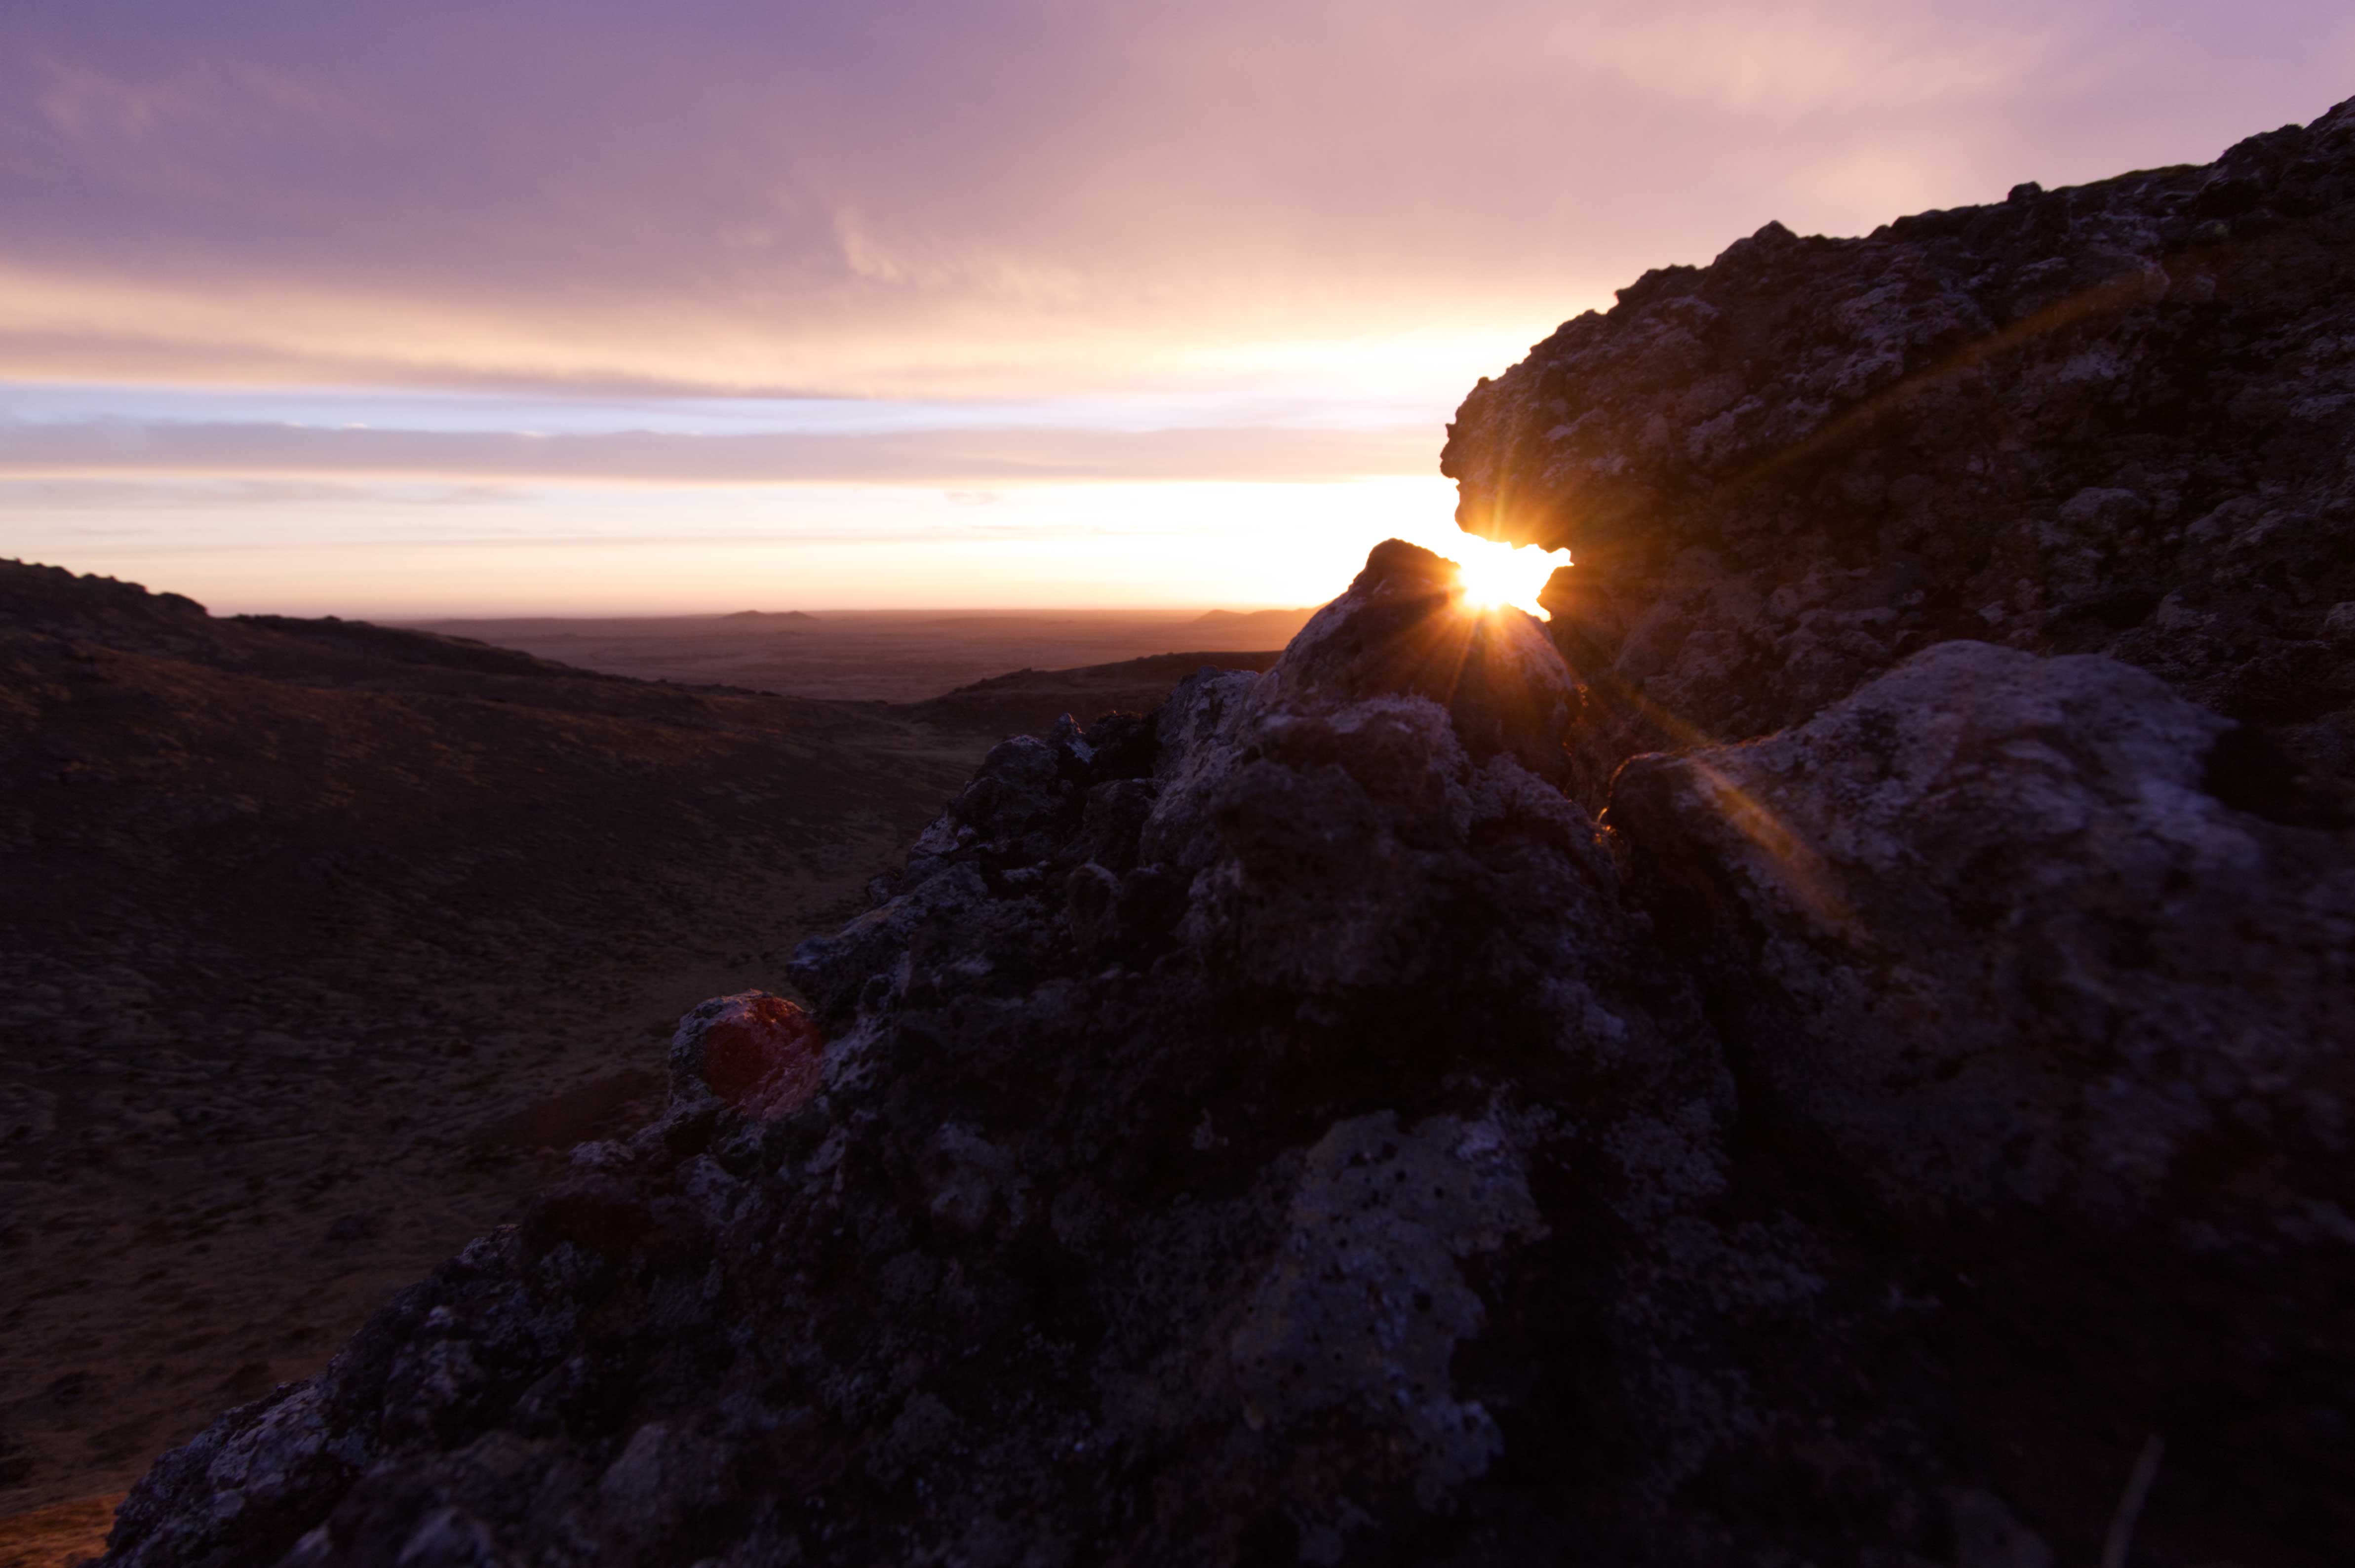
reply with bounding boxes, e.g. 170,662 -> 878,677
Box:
1451,535 -> 1568,618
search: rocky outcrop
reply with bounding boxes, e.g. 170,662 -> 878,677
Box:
98,536 -> 2355,1566
1444,97 -> 2355,820
89,98 -> 2355,1568
104,549 -> 1749,1567
1608,641 -> 2355,1549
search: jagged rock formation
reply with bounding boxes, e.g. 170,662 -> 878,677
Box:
99,529 -> 2353,1566
1444,96 -> 2355,821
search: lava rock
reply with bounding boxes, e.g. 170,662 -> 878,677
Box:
102,544 -> 1799,1567
1606,639 -> 2355,1548
1446,96 -> 2355,818
1266,538 -> 1576,783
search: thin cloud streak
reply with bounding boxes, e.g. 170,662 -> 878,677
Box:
0,476 -> 525,510
0,418 -> 1433,485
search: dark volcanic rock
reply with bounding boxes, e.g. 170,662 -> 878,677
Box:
1264,540 -> 1577,783
1607,640 -> 2355,1550
99,536 -> 2355,1567
92,548 -> 1753,1566
1443,96 -> 2355,817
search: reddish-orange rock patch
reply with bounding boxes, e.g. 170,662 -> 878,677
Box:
699,994 -> 824,1117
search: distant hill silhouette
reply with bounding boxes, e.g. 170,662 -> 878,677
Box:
720,609 -> 816,621
1186,605 -> 1314,640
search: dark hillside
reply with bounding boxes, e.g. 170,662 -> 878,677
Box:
0,560 -> 1193,1521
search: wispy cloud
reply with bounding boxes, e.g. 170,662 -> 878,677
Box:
0,477 -> 523,511
0,418 -> 1432,484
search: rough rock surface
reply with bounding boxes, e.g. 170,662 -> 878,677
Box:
1608,641 -> 2355,1553
97,535 -> 2354,1567
1443,96 -> 2355,820
668,995 -> 826,1122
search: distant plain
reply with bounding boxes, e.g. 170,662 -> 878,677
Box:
405,607 -> 1317,703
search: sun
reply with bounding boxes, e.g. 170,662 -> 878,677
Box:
1452,535 -> 1568,618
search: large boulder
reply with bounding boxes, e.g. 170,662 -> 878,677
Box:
1608,640 -> 2355,1548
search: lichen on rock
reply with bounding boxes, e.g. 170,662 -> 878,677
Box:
1229,1112 -> 1545,1512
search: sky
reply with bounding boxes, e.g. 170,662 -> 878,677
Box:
1,1 -> 2349,615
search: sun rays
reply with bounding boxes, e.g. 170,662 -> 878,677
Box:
1450,534 -> 1567,617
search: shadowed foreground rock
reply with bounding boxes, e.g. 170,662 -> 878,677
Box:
1607,641 -> 2355,1552
98,541 -> 2352,1567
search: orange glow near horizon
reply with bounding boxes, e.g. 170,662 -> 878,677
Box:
11,475 -> 1502,620
1452,535 -> 1568,618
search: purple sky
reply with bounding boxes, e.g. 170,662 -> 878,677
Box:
2,1 -> 2348,611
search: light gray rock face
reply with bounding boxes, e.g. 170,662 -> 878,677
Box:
1609,639 -> 2355,1539
1228,1113 -> 1545,1510
1612,641 -> 2351,1219
1444,97 -> 2355,820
